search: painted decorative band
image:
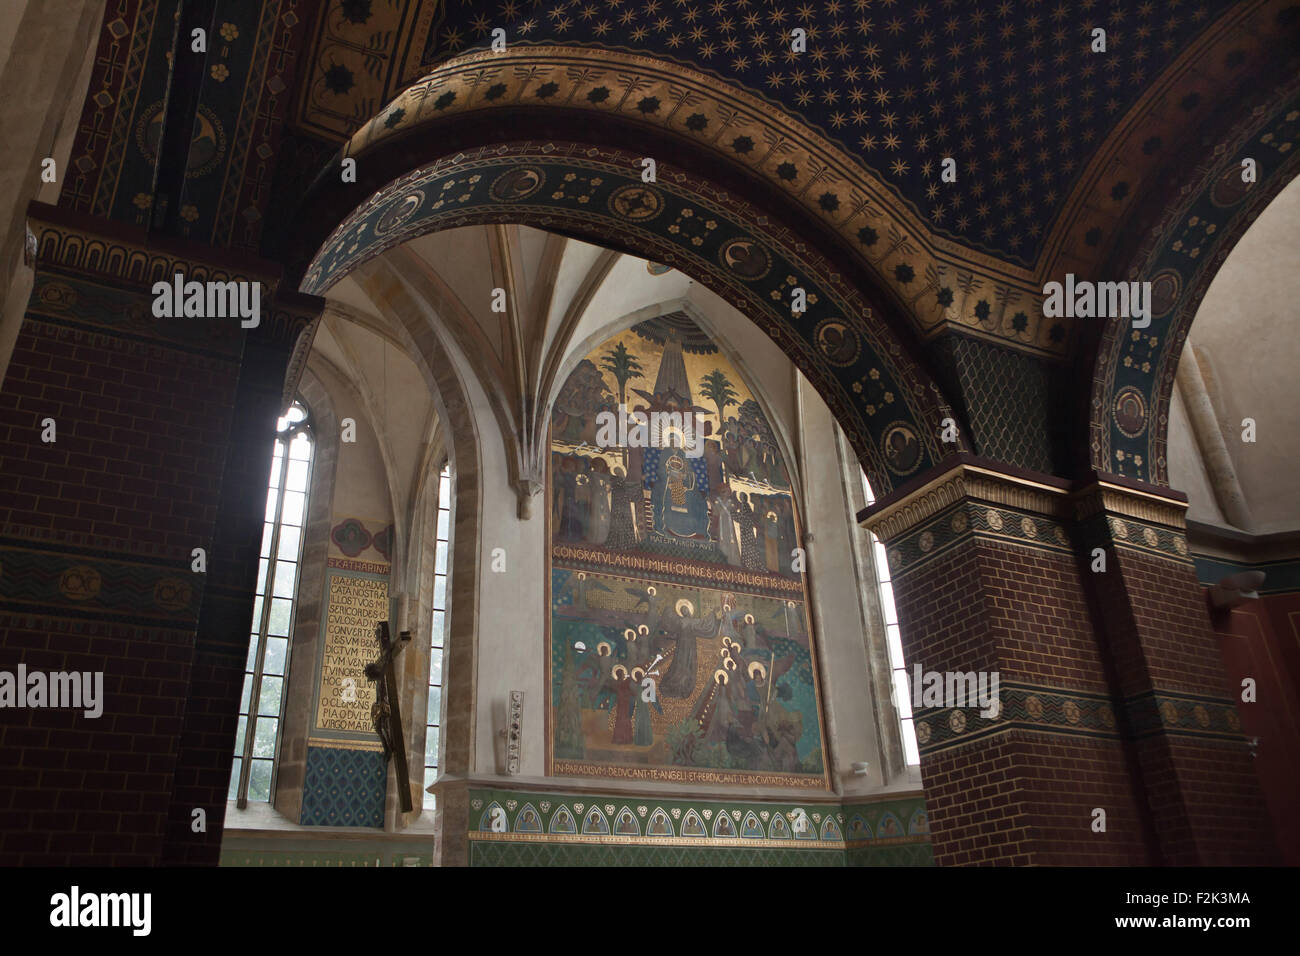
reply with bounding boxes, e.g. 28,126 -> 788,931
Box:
885,501 -> 1074,577
467,788 -> 929,850
1123,691 -> 1244,741
914,683 -> 1122,756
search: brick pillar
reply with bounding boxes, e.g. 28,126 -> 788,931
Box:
0,204 -> 319,864
865,461 -> 1150,865
863,458 -> 1276,865
160,292 -> 323,865
1072,476 -> 1279,865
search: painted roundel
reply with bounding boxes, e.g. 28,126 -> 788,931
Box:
1148,268 -> 1182,319
606,183 -> 663,221
373,190 -> 426,237
717,237 -> 772,280
59,566 -> 102,602
1113,386 -> 1148,438
880,421 -> 922,477
814,318 -> 861,366
136,102 -> 227,178
1210,161 -> 1253,208
490,166 -> 545,202
153,577 -> 193,612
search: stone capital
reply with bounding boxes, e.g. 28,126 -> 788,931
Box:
859,457 -> 1071,542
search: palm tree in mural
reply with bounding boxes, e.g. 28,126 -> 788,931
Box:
600,341 -> 644,407
699,368 -> 739,429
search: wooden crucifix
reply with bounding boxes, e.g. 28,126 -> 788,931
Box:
364,621 -> 413,812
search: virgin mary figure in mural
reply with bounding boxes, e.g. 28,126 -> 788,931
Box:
653,436 -> 709,538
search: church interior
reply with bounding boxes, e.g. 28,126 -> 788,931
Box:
0,0 -> 1296,870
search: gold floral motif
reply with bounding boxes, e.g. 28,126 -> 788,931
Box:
59,566 -> 102,602
152,577 -> 193,611
1159,700 -> 1180,726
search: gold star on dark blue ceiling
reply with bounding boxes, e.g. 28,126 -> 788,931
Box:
421,0 -> 1239,265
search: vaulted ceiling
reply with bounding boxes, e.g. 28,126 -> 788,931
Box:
419,0 -> 1241,265
41,0 -> 1300,490
315,222 -> 798,507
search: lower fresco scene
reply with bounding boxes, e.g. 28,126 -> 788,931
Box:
547,313 -> 828,788
550,569 -> 823,783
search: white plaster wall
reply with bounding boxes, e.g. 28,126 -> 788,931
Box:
794,383 -> 884,790
451,330 -> 549,776
1166,385 -> 1226,526
327,386 -> 394,525
403,228 -> 504,360
329,321 -> 434,513
1181,174 -> 1300,532
0,0 -> 102,382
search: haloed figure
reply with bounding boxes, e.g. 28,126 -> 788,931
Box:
606,465 -> 640,550
587,458 -> 612,545
630,666 -> 661,746
610,665 -> 635,745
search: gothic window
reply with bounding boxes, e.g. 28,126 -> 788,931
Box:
425,463 -> 451,811
230,401 -> 313,805
863,473 -> 921,766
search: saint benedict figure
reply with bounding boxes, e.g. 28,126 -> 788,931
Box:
657,599 -> 722,698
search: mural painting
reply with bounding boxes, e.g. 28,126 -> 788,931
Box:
547,313 -> 828,789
